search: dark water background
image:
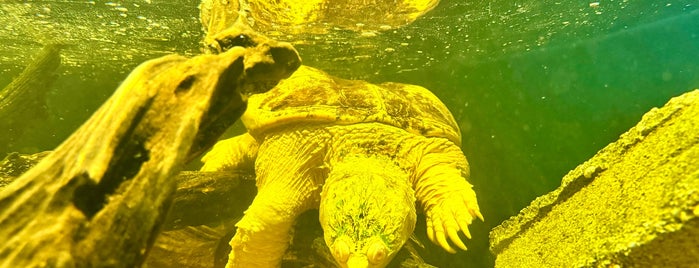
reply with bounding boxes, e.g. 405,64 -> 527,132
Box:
1,0 -> 698,267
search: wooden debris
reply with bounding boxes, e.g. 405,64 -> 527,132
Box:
0,44 -> 63,156
490,90 -> 699,267
0,34 -> 299,267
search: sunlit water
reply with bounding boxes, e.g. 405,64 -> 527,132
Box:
1,0 -> 698,267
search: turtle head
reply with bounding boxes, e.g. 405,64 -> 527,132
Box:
320,155 -> 416,268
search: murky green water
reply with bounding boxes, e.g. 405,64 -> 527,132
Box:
1,0 -> 698,267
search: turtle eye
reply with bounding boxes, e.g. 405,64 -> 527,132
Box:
367,241 -> 387,264
332,240 -> 350,263
217,34 -> 256,51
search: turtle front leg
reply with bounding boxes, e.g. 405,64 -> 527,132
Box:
201,132 -> 258,172
413,140 -> 483,253
225,135 -> 322,267
226,182 -> 307,267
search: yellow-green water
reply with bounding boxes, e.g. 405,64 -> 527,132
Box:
1,0 -> 698,267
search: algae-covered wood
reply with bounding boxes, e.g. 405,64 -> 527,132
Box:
0,35 -> 299,267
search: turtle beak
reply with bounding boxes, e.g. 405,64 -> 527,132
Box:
346,255 -> 370,268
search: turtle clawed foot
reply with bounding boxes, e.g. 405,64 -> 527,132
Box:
425,190 -> 483,253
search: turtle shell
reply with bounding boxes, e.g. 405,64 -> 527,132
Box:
242,66 -> 462,146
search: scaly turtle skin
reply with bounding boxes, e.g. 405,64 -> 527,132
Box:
202,66 -> 483,268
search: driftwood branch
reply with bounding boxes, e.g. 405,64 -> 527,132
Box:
145,171 -> 255,268
0,34 -> 299,267
0,44 -> 63,155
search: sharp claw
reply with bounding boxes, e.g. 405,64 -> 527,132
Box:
426,197 -> 482,254
457,215 -> 471,239
462,226 -> 472,240
436,231 -> 456,254
430,215 -> 456,253
475,210 -> 485,221
459,190 -> 484,222
426,219 -> 435,243
447,227 -> 467,251
427,228 -> 435,244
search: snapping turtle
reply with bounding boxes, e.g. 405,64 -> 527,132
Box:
201,66 -> 483,267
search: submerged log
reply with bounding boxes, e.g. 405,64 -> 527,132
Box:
144,171 -> 254,268
0,34 -> 299,268
0,151 -> 50,188
0,44 -> 63,156
490,89 -> 699,267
